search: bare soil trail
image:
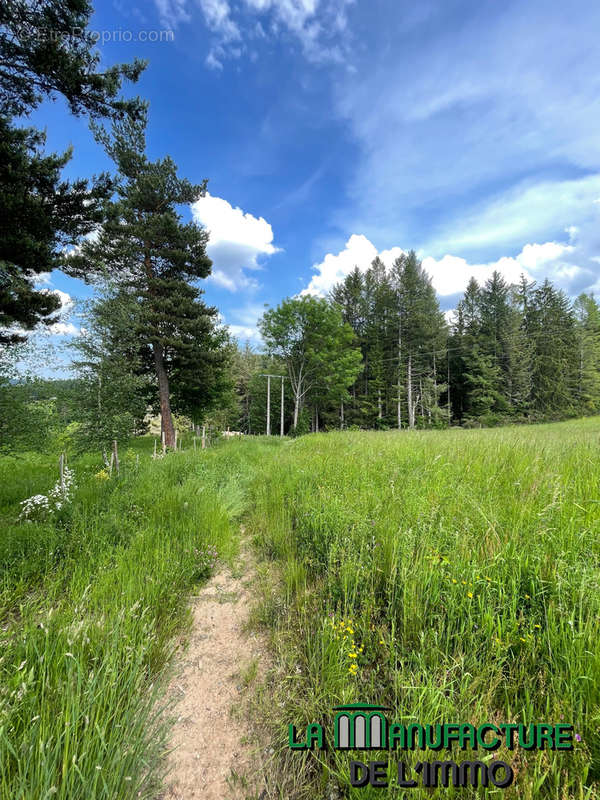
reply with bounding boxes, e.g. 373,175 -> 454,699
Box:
162,535 -> 267,800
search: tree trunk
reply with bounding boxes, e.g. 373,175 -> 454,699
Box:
407,353 -> 415,429
397,322 -> 402,429
377,388 -> 382,419
315,408 -> 319,433
340,399 -> 344,430
293,393 -> 300,429
447,351 -> 452,423
433,348 -> 437,422
153,342 -> 176,448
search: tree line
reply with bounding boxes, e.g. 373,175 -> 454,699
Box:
233,255 -> 600,434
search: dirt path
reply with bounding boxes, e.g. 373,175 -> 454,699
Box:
162,538 -> 267,800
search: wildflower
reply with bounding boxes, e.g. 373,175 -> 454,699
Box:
485,576 -> 492,582
519,637 -> 526,643
534,624 -> 541,629
525,594 -> 531,600
467,592 -> 473,599
348,652 -> 357,658
379,640 -> 385,645
452,579 -> 457,584
575,733 -> 582,742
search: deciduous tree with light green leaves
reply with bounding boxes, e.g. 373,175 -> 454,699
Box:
259,295 -> 362,431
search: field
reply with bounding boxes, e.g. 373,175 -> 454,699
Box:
1,419 -> 599,798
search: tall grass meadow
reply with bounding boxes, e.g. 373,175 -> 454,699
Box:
247,419 -> 600,798
1,420 -> 598,798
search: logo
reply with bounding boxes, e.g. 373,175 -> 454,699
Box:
289,703 -> 574,790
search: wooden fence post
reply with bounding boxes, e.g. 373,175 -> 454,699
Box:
59,453 -> 65,491
202,425 -> 206,449
112,440 -> 119,476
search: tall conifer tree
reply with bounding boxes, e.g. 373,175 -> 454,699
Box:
66,113 -> 223,448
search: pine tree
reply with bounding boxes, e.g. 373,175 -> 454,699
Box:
0,1 -> 145,119
330,267 -> 368,426
454,278 -> 500,421
573,293 -> 600,415
66,113 -> 222,448
0,0 -> 145,344
0,119 -> 112,343
526,280 -> 578,417
393,251 -> 447,429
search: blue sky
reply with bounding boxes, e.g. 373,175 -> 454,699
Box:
29,0 -> 600,366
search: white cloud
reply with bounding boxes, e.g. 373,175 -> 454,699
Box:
517,242 -> 575,271
154,0 -> 353,66
425,175 -> 600,257
205,49 -> 224,69
191,193 -> 280,291
50,289 -> 74,313
301,233 -> 378,296
421,254 -> 531,297
228,324 -> 262,343
154,0 -> 190,27
42,290 -> 79,336
197,0 -> 240,41
303,233 -> 588,300
222,303 -> 266,344
301,235 -> 407,296
47,322 -> 80,337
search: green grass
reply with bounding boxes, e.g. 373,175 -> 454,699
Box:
0,439 -> 266,800
244,418 -> 600,798
1,420 -> 599,798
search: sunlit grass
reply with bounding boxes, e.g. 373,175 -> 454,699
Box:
0,440 -> 256,800
247,419 -> 600,798
1,420 -> 599,798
